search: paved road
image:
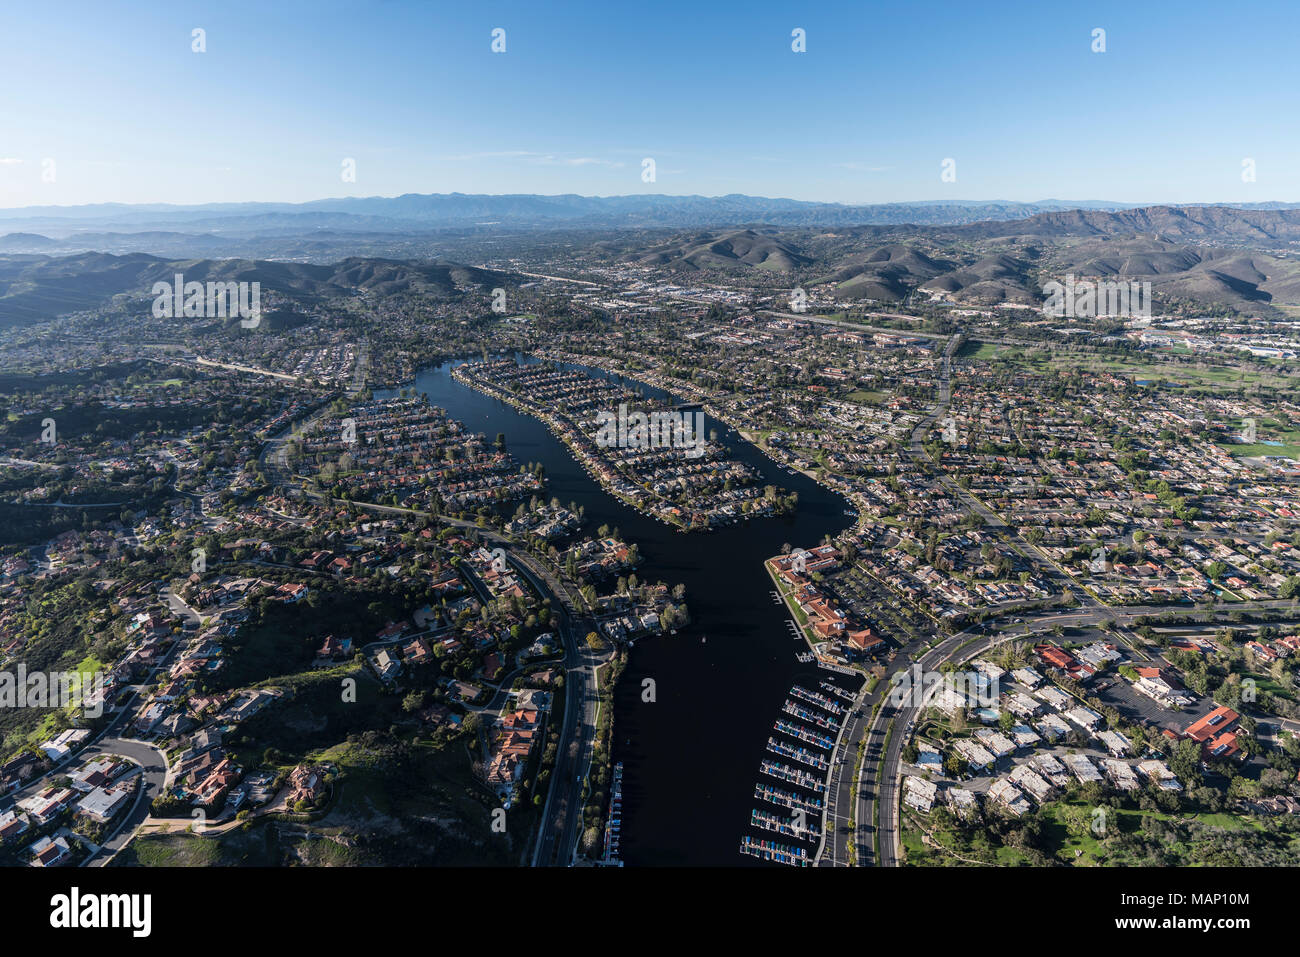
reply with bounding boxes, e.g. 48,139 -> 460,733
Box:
6,609 -> 183,867
867,600 -> 1300,867
81,737 -> 170,866
255,370 -> 609,871
820,328 -> 1300,865
10,733 -> 170,868
315,496 -> 607,867
819,684 -> 874,866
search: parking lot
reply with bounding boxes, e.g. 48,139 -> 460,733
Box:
1092,674 -> 1212,734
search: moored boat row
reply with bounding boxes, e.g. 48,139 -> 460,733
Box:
739,835 -> 810,867
743,678 -> 860,865
600,761 -> 624,865
781,698 -> 842,731
759,758 -> 825,791
819,680 -> 857,702
751,807 -> 822,841
765,736 -> 830,771
790,684 -> 844,715
754,781 -> 823,813
774,718 -> 834,751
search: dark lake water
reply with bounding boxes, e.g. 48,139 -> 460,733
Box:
384,358 -> 855,866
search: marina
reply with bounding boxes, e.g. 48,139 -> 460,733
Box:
754,782 -> 823,814
781,699 -> 842,731
819,681 -> 858,703
741,671 -> 863,865
599,762 -> 624,866
751,808 -> 822,841
774,719 -> 835,751
759,759 -> 826,792
739,835 -> 811,867
789,685 -> 845,715
399,359 -> 853,866
765,737 -> 830,771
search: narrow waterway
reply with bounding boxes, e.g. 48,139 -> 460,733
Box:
385,359 -> 854,866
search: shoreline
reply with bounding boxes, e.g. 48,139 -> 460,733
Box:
451,358 -> 797,534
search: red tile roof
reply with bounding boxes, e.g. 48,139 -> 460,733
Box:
1185,705 -> 1239,743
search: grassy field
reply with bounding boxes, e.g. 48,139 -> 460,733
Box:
960,340 -> 1297,393
958,341 -> 1007,361
1036,799 -> 1261,865
114,821 -> 367,866
1242,671 -> 1296,702
113,834 -> 229,866
291,737 -> 530,866
899,795 -> 1274,867
899,808 -> 1036,866
1217,418 -> 1300,460
1225,443 -> 1300,459
119,735 -> 532,867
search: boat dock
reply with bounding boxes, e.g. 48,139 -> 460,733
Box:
781,698 -> 842,731
743,680 -> 844,865
790,684 -> 844,715
819,680 -> 857,703
774,718 -> 835,751
759,759 -> 825,792
739,835 -> 810,867
751,807 -> 822,841
600,761 -> 624,865
754,782 -> 823,813
765,737 -> 830,771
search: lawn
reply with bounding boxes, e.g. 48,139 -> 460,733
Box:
1242,671 -> 1295,702
1037,799 -> 1261,865
960,341 -> 1298,394
1218,419 -> 1300,460
899,808 -> 1035,866
112,834 -> 227,867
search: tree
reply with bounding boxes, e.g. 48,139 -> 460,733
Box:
943,751 -> 967,777
1169,738 -> 1204,789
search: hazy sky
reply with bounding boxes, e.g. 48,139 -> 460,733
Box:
2,0 -> 1295,209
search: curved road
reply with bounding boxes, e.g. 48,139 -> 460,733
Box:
312,495 -> 607,867
82,736 -> 170,866
867,599 -> 1298,867
821,330 -> 1297,866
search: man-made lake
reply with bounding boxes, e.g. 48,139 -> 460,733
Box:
390,359 -> 854,865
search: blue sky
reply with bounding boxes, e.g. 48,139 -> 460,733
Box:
1,0 -> 1296,208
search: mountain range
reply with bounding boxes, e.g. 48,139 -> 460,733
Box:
0,253 -> 515,326
6,201 -> 1300,323
606,214 -> 1300,313
0,193 -> 1147,233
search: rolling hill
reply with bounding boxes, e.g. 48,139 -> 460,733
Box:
0,253 -> 518,325
633,229 -> 812,271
